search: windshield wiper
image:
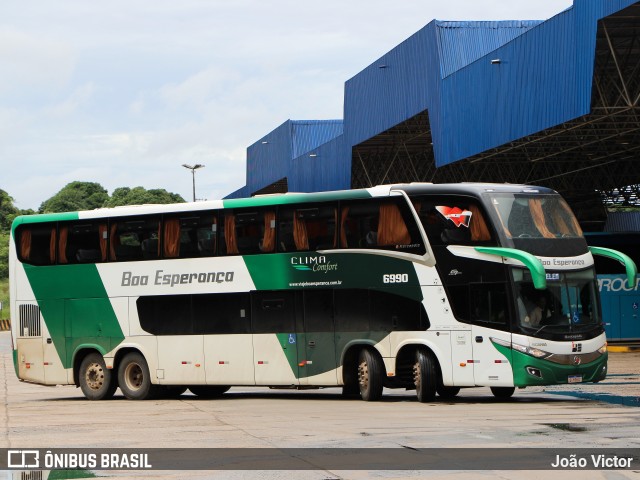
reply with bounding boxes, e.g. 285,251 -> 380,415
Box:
534,325 -> 548,336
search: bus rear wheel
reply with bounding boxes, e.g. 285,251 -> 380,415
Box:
358,349 -> 384,401
79,352 -> 117,400
490,386 -> 515,399
414,350 -> 437,403
118,352 -> 158,400
189,386 -> 230,398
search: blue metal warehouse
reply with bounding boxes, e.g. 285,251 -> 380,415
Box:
228,0 -> 640,228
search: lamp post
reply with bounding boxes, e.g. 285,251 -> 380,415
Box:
182,164 -> 205,202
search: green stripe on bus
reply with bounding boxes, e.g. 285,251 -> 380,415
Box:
243,252 -> 423,301
492,341 -> 608,386
11,212 -> 79,235
276,332 -> 389,380
23,264 -> 125,369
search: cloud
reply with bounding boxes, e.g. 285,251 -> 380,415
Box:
0,27 -> 75,98
44,83 -> 96,118
1,0 -> 573,210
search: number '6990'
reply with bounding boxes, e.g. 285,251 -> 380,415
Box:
382,273 -> 409,284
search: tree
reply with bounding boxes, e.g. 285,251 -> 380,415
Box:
0,232 -> 8,278
0,189 -> 20,232
103,187 -> 185,208
0,190 -> 19,279
39,181 -> 109,213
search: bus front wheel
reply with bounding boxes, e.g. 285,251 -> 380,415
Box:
358,349 -> 384,401
78,352 -> 117,400
490,386 -> 515,399
118,352 -> 158,400
414,350 -> 437,403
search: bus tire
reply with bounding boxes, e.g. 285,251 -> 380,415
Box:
118,352 -> 158,400
189,386 -> 230,398
157,386 -> 188,399
357,349 -> 384,401
437,385 -> 460,399
78,352 -> 117,401
490,386 -> 515,399
414,350 -> 437,403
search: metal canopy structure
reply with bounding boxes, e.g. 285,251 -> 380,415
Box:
352,4 -> 640,229
229,1 -> 640,230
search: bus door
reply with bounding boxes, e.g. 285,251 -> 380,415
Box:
15,302 -> 45,383
201,293 -> 255,386
251,291 -> 299,385
468,284 -> 513,386
297,290 -> 337,386
144,295 -> 206,385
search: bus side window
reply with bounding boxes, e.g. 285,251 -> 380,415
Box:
341,198 -> 424,253
416,198 -> 493,246
60,222 -> 107,264
109,217 -> 160,261
17,224 -> 56,266
222,210 -> 275,255
340,202 -> 379,248
278,204 -> 337,252
163,213 -> 217,258
469,283 -> 508,326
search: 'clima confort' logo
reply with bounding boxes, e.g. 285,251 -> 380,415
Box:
290,255 -> 338,273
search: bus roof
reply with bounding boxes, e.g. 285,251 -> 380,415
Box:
12,182 -> 559,229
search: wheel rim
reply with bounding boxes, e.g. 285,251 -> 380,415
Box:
85,362 -> 105,391
358,361 -> 369,391
124,363 -> 144,392
413,361 -> 421,390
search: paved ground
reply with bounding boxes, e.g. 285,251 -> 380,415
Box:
1,331 -> 639,479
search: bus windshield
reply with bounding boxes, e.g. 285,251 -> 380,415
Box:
513,268 -> 601,335
484,192 -> 587,257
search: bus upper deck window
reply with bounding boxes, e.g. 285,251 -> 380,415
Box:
18,224 -> 56,265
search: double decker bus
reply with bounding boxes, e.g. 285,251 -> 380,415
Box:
9,183 -> 635,401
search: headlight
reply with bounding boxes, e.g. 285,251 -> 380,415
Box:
510,342 -> 551,359
598,343 -> 607,354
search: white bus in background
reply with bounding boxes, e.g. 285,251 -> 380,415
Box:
9,183 -> 635,401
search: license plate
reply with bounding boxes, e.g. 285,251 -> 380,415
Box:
568,375 -> 583,384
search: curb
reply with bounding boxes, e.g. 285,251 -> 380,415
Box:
0,319 -> 10,331
608,345 -> 640,353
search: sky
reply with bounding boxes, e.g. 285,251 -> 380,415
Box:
1,0 -> 573,211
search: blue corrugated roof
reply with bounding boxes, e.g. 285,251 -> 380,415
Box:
240,119 -> 343,196
227,0 -> 640,198
436,20 -> 542,78
291,120 -> 343,158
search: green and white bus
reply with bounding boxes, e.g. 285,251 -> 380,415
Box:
9,183 -> 636,401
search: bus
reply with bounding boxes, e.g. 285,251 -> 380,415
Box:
8,183 -> 636,401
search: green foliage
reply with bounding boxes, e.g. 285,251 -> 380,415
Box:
0,277 -> 8,320
103,186 -> 185,207
0,189 -> 20,232
0,183 -> 184,280
39,181 -> 109,213
0,232 -> 8,279
0,191 -> 18,281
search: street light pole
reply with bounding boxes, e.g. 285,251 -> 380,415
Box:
182,164 -> 205,202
